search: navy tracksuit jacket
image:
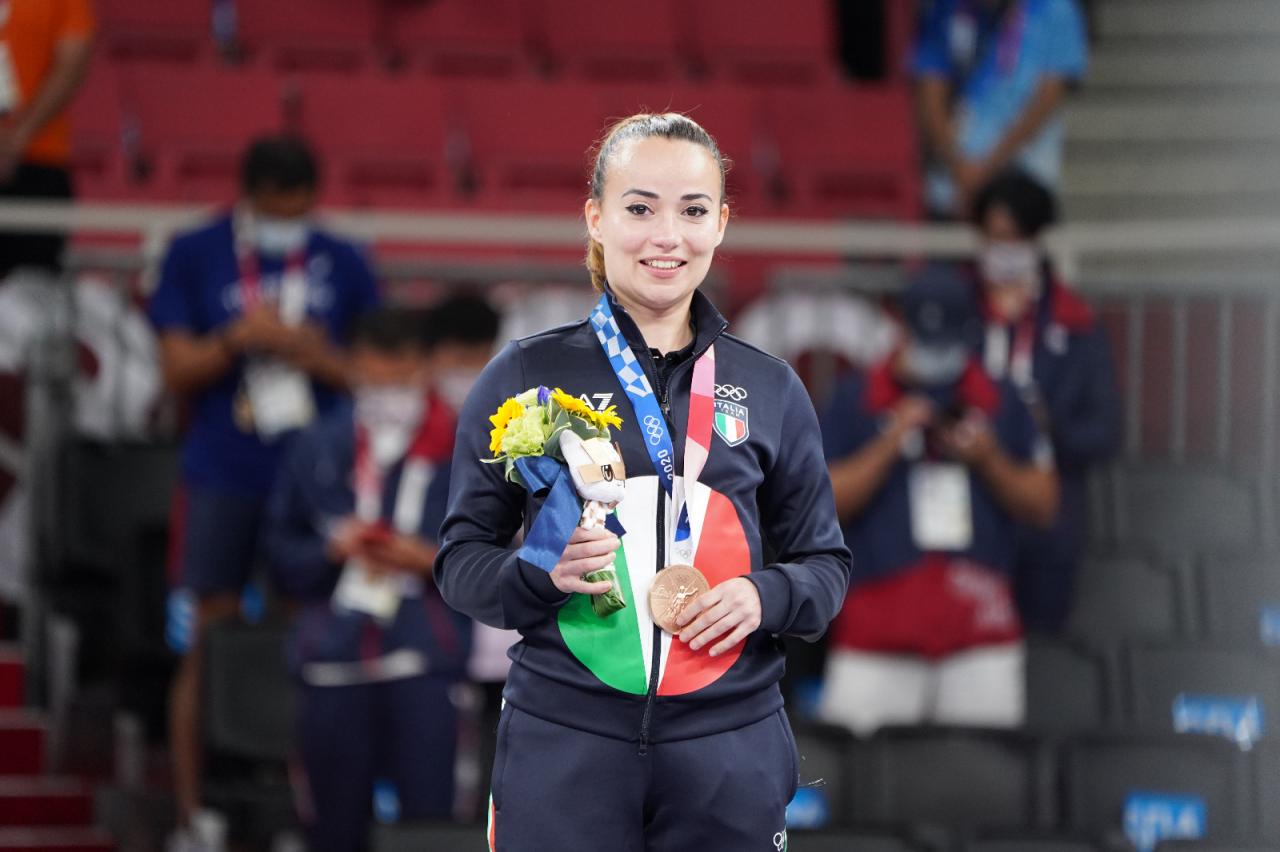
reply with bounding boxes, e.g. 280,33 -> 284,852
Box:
436,288 -> 851,851
979,271 -> 1121,631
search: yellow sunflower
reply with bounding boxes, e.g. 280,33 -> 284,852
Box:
551,388 -> 623,432
594,405 -> 623,431
488,398 -> 525,456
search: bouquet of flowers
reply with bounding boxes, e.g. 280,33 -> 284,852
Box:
485,386 -> 628,616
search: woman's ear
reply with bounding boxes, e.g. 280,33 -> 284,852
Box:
585,198 -> 603,242
714,201 -> 730,247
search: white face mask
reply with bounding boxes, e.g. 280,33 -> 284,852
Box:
904,341 -> 969,386
254,218 -> 309,256
436,368 -> 481,412
355,386 -> 425,464
980,241 -> 1040,287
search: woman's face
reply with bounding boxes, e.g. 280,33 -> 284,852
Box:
979,202 -> 1040,321
585,136 -> 730,318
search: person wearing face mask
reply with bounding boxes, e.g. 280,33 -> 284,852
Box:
427,291 -> 502,414
265,307 -> 469,852
147,134 -> 379,847
819,267 -> 1058,735
971,170 -> 1120,633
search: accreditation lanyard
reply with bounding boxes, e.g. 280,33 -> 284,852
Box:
588,293 -> 714,563
233,213 -> 307,315
351,404 -> 437,529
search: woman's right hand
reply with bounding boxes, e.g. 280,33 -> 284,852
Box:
550,526 -> 620,596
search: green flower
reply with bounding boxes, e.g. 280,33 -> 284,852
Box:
500,406 -> 549,457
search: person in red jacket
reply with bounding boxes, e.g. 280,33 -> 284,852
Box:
821,268 -> 1058,735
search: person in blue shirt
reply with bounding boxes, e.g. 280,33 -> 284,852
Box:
912,0 -> 1088,217
820,268 -> 1058,735
147,135 -> 380,842
970,169 -> 1120,632
266,307 -> 469,852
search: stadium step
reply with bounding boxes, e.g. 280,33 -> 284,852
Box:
1065,152 -> 1280,198
1089,40 -> 1280,91
1066,98 -> 1280,144
0,778 -> 95,827
0,828 -> 114,852
0,645 -> 22,708
0,711 -> 47,775
1097,0 -> 1280,39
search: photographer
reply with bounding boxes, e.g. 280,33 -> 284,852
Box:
818,268 -> 1058,735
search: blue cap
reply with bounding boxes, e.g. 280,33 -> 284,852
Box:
900,265 -> 981,347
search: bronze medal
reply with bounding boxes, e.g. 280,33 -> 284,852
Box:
648,564 -> 710,634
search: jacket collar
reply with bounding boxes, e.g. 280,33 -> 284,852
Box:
602,284 -> 729,360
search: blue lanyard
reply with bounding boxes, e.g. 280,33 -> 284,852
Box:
588,294 -> 694,552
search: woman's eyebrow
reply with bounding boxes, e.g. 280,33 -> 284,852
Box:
621,189 -> 713,202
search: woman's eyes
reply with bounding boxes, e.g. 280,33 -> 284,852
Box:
625,203 -> 710,218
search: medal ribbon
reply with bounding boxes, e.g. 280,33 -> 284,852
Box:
588,293 -> 715,563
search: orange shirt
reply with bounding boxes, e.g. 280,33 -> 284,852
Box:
0,0 -> 94,167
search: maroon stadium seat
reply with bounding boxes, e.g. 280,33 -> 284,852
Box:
382,0 -> 528,78
68,59 -> 136,200
448,79 -> 608,210
529,0 -> 683,81
296,74 -> 447,208
687,0 -> 838,86
763,85 -> 920,219
94,0 -> 212,64
120,64 -> 284,202
235,0 -> 378,73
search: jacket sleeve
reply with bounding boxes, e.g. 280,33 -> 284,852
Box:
434,343 -> 571,629
265,430 -> 340,600
746,367 -> 853,641
1045,326 -> 1121,470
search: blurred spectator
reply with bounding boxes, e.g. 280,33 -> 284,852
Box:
427,290 -> 501,413
266,307 -> 469,852
419,291 -> 514,819
0,0 -> 94,278
971,169 -> 1119,632
819,268 -> 1058,735
912,0 -> 1087,218
147,135 -> 379,847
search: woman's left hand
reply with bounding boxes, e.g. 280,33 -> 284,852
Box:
675,577 -> 762,656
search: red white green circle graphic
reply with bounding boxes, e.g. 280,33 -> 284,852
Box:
557,475 -> 751,696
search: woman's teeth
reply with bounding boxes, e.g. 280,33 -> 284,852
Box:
643,260 -> 684,269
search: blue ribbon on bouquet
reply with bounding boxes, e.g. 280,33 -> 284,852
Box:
514,455 -> 624,572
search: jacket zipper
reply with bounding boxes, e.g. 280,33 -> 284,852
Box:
634,323 -> 728,754
639,351 -> 681,755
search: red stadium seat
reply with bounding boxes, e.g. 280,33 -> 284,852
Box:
94,0 -> 212,63
68,59 -> 136,200
235,0 -> 378,73
381,0 -> 528,78
529,0 -> 684,81
688,0 -> 839,86
296,75 -> 447,208
119,64 -> 285,202
448,79 -> 607,210
762,85 -> 921,220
